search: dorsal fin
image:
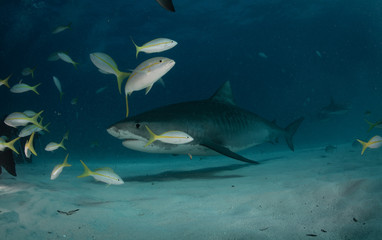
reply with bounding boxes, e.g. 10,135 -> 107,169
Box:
209,81 -> 236,105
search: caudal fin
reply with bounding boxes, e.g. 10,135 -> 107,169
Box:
284,117 -> 304,151
77,160 -> 92,178
356,139 -> 368,155
116,71 -> 130,94
0,149 -> 17,176
365,119 -> 376,132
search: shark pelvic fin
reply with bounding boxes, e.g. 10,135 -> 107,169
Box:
209,81 -> 236,105
200,141 -> 259,164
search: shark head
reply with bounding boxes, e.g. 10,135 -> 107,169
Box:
107,117 -> 194,154
107,120 -> 144,140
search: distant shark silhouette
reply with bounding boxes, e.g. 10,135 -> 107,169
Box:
108,81 -> 303,164
318,97 -> 350,120
155,0 -> 175,12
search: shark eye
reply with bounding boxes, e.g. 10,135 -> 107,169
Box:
135,123 -> 141,129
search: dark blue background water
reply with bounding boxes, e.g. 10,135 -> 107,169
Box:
1,0 -> 381,159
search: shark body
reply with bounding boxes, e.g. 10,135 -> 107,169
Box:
318,97 -> 350,121
107,81 -> 303,164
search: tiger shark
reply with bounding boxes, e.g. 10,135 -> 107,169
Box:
107,81 -> 303,164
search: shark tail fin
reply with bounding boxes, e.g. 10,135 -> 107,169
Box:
284,117 -> 304,151
77,160 -> 92,178
0,149 -> 17,176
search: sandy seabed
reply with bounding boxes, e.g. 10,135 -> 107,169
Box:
1,143 -> 381,240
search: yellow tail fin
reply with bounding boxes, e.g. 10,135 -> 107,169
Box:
365,119 -> 376,132
31,110 -> 47,131
6,137 -> 20,155
27,132 -> 37,156
73,62 -> 79,69
1,74 -> 12,88
116,71 -> 131,94
59,137 -> 67,151
357,139 -> 368,155
144,125 -> 158,147
77,160 -> 92,178
31,83 -> 41,95
130,36 -> 140,58
62,154 -> 72,167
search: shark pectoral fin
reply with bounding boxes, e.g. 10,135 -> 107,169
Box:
200,141 -> 259,164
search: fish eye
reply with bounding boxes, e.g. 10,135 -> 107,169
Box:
135,123 -> 141,129
159,59 -> 162,63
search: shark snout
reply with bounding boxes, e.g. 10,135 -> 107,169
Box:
107,126 -> 121,139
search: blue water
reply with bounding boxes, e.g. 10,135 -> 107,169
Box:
1,0 -> 382,158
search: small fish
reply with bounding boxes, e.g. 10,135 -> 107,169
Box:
71,98 -> 78,105
155,0 -> 175,12
131,37 -> 177,58
77,160 -> 124,185
0,74 -> 12,88
357,135 -> 382,155
45,135 -> 67,152
4,111 -> 46,130
57,52 -> 79,68
57,209 -> 79,215
124,57 -> 175,117
53,76 -> 64,100
95,86 -> 107,94
0,136 -> 20,154
316,50 -> 322,58
365,119 -> 382,132
24,132 -> 37,158
10,82 -> 41,95
364,110 -> 372,116
19,117 -> 49,137
22,67 -> 36,78
324,145 -> 336,153
89,52 -> 131,94
144,125 -> 193,147
51,154 -> 71,180
258,52 -> 268,59
52,22 -> 72,34
47,52 -> 60,61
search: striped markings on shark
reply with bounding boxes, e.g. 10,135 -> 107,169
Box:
107,81 -> 304,164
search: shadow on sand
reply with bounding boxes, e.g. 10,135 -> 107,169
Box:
123,164 -> 249,182
123,156 -> 283,182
